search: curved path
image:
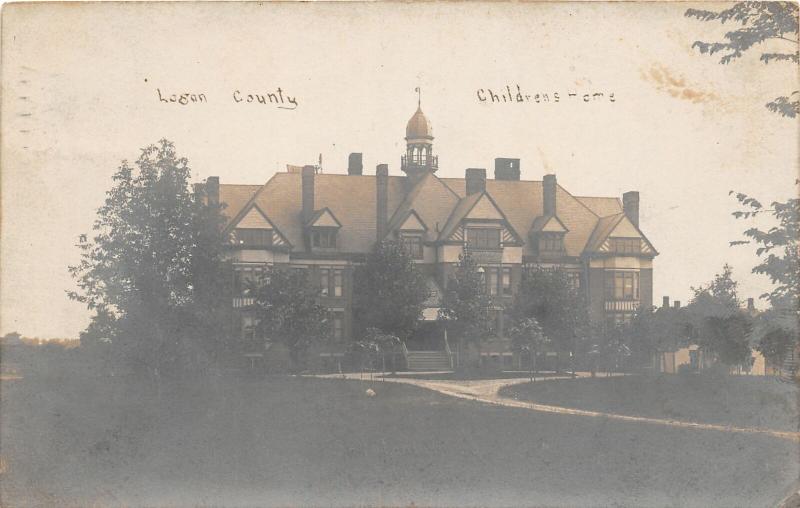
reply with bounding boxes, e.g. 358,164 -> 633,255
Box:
314,372 -> 800,442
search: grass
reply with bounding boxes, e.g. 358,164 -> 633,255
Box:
1,355 -> 798,507
500,373 -> 799,432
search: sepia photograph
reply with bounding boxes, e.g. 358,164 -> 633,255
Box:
1,1 -> 798,506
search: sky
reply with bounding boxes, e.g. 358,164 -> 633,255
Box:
1,2 -> 798,338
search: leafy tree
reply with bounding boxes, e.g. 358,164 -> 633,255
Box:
68,140 -> 231,375
687,265 -> 754,367
685,2 -> 799,117
353,241 -> 430,341
510,266 -> 588,355
729,188 -> 799,308
79,306 -> 117,348
756,327 -> 795,369
507,317 -> 549,381
438,251 -> 493,349
249,266 -> 330,372
625,304 -> 690,370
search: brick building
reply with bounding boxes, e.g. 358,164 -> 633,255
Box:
205,103 -> 657,366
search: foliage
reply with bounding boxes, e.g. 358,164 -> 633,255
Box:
438,251 -> 493,344
685,2 -> 799,117
509,266 -> 588,353
507,317 -> 549,353
756,327 -> 795,366
686,265 -> 754,366
348,328 -> 403,373
729,187 -> 799,308
248,266 -> 330,371
624,305 -> 690,365
353,241 -> 430,340
68,140 -> 231,374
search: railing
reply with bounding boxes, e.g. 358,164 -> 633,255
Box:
232,297 -> 255,308
604,300 -> 640,312
401,154 -> 438,172
443,331 -> 454,369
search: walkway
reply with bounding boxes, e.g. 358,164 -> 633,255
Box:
314,371 -> 800,442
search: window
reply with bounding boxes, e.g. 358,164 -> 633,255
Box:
400,234 -> 423,259
484,266 -> 512,296
329,310 -> 345,341
502,267 -> 512,296
319,267 -> 344,297
566,271 -> 581,291
234,265 -> 265,294
605,312 -> 633,329
467,228 -> 501,250
539,233 -> 564,254
604,271 -> 639,301
610,238 -> 640,254
234,228 -> 272,248
312,229 -> 337,248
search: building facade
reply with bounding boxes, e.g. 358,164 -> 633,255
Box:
205,104 -> 657,361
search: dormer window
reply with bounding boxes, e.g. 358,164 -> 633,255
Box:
467,228 -> 501,250
538,232 -> 564,255
233,228 -> 273,248
311,228 -> 337,249
610,238 -> 640,254
399,234 -> 423,259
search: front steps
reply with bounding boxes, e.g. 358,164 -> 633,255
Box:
406,350 -> 452,371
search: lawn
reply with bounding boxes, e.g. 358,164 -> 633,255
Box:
1,357 -> 798,507
500,373 -> 799,433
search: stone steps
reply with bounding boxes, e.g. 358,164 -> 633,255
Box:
406,350 -> 452,371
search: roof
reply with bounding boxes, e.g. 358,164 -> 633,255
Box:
406,107 -> 433,140
217,169 -> 655,258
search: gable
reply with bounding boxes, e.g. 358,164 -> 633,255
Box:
608,216 -> 642,239
399,210 -> 427,231
465,194 -> 504,220
235,206 -> 274,229
309,208 -> 341,228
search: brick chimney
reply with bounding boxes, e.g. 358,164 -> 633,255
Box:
348,153 -> 363,175
376,164 -> 389,241
494,158 -> 520,180
465,168 -> 486,195
747,298 -> 755,311
662,296 -> 670,309
673,300 -> 681,309
623,191 -> 640,228
302,165 -> 315,223
543,174 -> 557,216
206,176 -> 219,207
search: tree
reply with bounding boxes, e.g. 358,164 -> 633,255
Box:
68,140 -> 231,375
507,317 -> 549,381
756,327 -> 795,370
685,2 -> 799,117
249,266 -> 330,372
686,265 -> 754,367
510,266 -> 588,360
729,187 -> 799,308
353,241 -> 430,341
625,305 -> 690,370
438,251 -> 493,352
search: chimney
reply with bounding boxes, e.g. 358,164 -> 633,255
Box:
465,168 -> 486,195
543,174 -> 557,216
302,165 -> 315,223
747,298 -> 755,311
662,296 -> 670,309
376,164 -> 389,241
674,301 -> 681,309
495,158 -> 520,181
206,176 -> 219,207
623,191 -> 640,228
348,153 -> 363,176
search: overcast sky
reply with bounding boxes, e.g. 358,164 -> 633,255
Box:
2,2 -> 798,338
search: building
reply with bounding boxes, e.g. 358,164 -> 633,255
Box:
205,102 -> 657,367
